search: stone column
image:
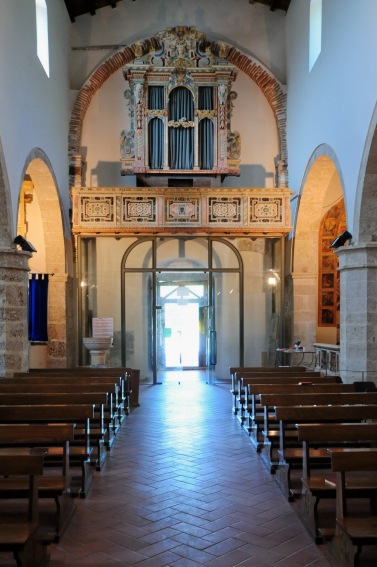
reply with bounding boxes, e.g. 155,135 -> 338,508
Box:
291,272 -> 318,350
0,249 -> 31,376
337,243 -> 377,384
47,273 -> 69,368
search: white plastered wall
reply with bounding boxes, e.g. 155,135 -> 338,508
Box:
286,0 -> 377,235
0,0 -> 72,238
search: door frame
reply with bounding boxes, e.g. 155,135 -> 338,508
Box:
121,236 -> 244,384
157,277 -> 208,370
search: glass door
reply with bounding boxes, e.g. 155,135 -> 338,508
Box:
121,236 -> 244,384
156,275 -> 208,370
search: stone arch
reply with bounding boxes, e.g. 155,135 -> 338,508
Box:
20,149 -> 73,367
68,35 -> 287,187
291,144 -> 345,349
354,101 -> 377,243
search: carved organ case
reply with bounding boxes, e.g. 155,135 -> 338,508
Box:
121,27 -> 240,180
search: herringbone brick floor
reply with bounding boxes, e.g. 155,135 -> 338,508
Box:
4,371 -> 334,566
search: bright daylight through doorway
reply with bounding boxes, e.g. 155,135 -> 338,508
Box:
159,282 -> 206,370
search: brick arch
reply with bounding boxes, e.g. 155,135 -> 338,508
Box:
68,35 -> 287,187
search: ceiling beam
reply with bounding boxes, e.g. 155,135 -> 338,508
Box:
270,0 -> 278,11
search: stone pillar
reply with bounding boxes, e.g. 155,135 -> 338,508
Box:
337,243 -> 377,384
47,273 -> 69,368
0,249 -> 31,376
291,272 -> 318,350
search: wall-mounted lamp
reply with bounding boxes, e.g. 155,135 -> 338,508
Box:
267,269 -> 280,286
330,230 -> 352,248
14,235 -> 37,253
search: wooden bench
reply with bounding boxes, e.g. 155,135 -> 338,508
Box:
0,449 -> 49,567
295,424 -> 377,545
270,404 -> 377,493
7,375 -> 126,426
0,393 -> 108,470
0,404 -> 96,497
0,424 -> 76,542
327,448 -> 377,567
230,367 -> 321,415
243,383 -> 356,442
0,380 -> 122,443
235,374 -> 342,424
17,366 -> 136,412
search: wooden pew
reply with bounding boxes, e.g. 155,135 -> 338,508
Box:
244,383 -> 356,450
269,404 -> 377,491
8,372 -> 126,421
10,370 -> 129,423
327,448 -> 377,567
0,449 -> 49,567
230,366 -> 308,374
0,404 -> 96,497
0,424 -> 76,542
230,367 -> 321,414
0,380 -> 122,441
16,366 -> 136,412
295,425 -> 377,544
262,391 -> 377,445
0,393 -> 108,470
235,374 -> 342,424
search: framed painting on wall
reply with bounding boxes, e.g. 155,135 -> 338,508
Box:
318,198 -> 346,328
321,308 -> 335,325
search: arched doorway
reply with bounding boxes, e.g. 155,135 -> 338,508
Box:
121,237 -> 243,384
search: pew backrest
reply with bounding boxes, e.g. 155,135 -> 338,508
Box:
298,422 -> 377,480
260,392 -> 377,407
330,447 -> 377,519
0,451 -> 45,522
240,375 -> 339,386
0,423 -> 75,476
276,404 -> 377,423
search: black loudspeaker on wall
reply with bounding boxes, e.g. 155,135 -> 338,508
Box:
14,235 -> 37,253
330,230 -> 352,249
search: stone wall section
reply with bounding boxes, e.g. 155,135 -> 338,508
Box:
337,243 -> 377,384
0,249 -> 31,377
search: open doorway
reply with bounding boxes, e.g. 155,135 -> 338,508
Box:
157,277 -> 208,370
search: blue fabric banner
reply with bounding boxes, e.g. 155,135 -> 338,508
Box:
28,274 -> 49,342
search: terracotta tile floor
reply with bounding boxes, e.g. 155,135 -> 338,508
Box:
1,371 -> 333,566
48,371 -> 333,566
